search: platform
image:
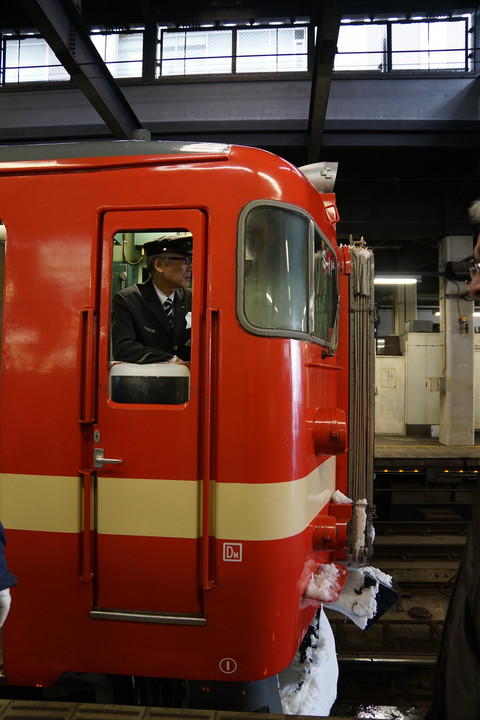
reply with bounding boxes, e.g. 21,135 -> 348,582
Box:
0,699 -> 358,720
375,433 -> 480,466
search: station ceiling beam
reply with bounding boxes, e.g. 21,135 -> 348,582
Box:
16,0 -> 146,139
307,0 -> 343,162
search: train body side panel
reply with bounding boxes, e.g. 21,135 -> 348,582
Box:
3,526 -> 325,686
0,144 -> 349,686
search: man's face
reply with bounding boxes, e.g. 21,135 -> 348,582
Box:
154,255 -> 192,293
469,235 -> 480,298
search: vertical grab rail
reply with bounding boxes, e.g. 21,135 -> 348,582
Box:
201,306 -> 218,591
80,470 -> 94,583
80,307 -> 97,583
80,307 -> 97,424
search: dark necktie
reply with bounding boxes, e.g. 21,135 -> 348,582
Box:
164,297 -> 174,327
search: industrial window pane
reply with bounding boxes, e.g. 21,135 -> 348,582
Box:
276,27 -> 308,70
4,37 -> 69,83
161,30 -> 232,76
237,28 -> 275,72
237,27 -> 307,73
185,30 -> 232,74
391,20 -> 468,70
160,32 -> 187,76
334,24 -> 387,71
91,32 -> 143,78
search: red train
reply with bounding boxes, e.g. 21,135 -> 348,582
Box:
0,140 -> 357,709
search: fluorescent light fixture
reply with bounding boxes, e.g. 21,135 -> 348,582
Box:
374,276 -> 420,285
434,311 -> 480,317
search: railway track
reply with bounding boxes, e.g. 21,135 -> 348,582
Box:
326,528 -> 461,664
326,534 -> 451,719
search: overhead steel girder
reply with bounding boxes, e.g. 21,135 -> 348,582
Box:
16,0 -> 145,139
307,0 -> 343,162
137,0 -> 157,83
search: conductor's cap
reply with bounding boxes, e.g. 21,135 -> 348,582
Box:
144,235 -> 193,257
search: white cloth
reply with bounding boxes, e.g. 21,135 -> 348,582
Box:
0,588 -> 11,628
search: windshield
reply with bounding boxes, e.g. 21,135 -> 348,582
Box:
238,202 -> 339,349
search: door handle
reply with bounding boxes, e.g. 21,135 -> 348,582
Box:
94,448 -> 123,469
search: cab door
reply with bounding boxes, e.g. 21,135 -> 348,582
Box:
92,209 -> 207,621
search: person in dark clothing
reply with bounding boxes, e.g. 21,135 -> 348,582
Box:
0,522 -> 17,628
112,235 -> 192,364
426,199 -> 480,720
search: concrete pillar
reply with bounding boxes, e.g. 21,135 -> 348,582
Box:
439,236 -> 475,446
394,283 -> 417,352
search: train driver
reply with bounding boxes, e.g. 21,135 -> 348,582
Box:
111,235 -> 192,364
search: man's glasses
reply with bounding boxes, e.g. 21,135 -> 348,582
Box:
163,254 -> 193,265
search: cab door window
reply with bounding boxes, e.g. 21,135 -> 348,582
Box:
109,229 -> 193,405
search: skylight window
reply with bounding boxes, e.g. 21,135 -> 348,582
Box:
334,15 -> 473,73
157,25 -> 308,77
